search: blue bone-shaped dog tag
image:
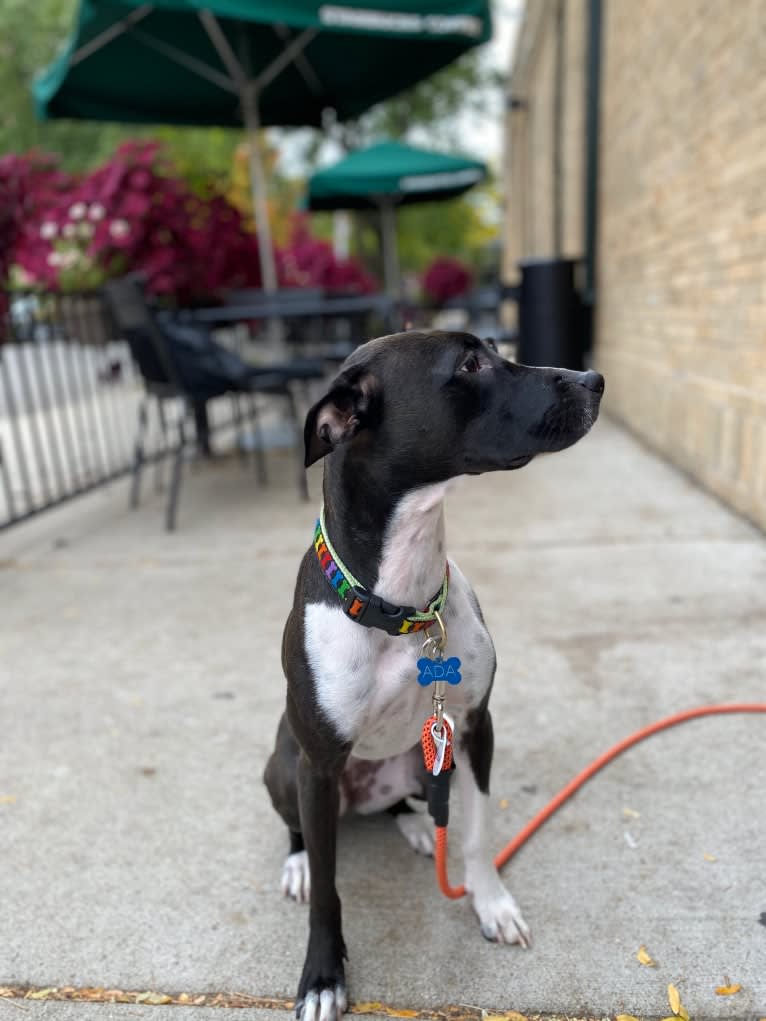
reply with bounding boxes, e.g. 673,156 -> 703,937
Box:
416,656 -> 462,687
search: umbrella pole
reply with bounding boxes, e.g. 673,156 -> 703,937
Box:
379,198 -> 402,301
241,84 -> 286,349
242,84 -> 278,296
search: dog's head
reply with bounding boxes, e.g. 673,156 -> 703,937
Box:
305,331 -> 603,486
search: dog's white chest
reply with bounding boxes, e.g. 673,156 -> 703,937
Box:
304,559 -> 495,759
352,641 -> 433,758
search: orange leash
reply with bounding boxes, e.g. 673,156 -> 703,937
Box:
433,703 -> 766,900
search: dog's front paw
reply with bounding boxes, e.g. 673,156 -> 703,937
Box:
296,984 -> 347,1021
296,945 -> 346,1021
281,850 -> 311,902
395,811 -> 435,856
469,873 -> 531,947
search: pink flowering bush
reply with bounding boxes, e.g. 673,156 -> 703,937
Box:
421,255 -> 472,305
279,214 -> 376,294
0,151 -> 68,315
5,141 -> 268,301
1,143 -> 376,306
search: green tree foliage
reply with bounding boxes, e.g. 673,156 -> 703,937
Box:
348,50 -> 503,150
396,187 -> 498,274
0,0 -> 239,178
345,186 -> 498,282
153,126 -> 241,193
0,0 -> 126,167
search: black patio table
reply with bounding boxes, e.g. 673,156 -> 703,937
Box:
180,291 -> 400,330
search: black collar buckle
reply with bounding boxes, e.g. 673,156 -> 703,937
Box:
342,586 -> 410,636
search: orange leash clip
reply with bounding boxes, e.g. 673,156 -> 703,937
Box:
421,714 -> 453,775
421,710 -> 455,830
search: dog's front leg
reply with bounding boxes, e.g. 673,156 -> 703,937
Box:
455,708 -> 531,947
296,750 -> 348,1021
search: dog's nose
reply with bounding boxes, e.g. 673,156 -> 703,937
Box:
578,370 -> 605,395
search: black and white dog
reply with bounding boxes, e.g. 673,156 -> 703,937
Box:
264,330 -> 604,1021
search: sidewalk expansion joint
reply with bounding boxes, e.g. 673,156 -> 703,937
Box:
0,986 -> 604,1021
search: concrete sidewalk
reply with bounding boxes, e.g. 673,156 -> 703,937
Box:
1,418 -> 765,1021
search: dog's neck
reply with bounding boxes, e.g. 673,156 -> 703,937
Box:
376,484 -> 448,609
321,455 -> 449,611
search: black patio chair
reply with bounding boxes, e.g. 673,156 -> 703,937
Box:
102,276 -> 324,530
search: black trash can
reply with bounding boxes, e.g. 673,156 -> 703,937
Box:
517,257 -> 585,370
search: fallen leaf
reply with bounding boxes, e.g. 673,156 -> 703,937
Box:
703,853 -> 717,862
135,992 -> 171,1005
483,1014 -> 527,1021
351,1005 -> 418,1018
0,795 -> 17,805
715,983 -> 741,996
636,945 -> 656,966
78,989 -> 106,1000
25,990 -> 56,1000
616,1014 -> 641,1021
667,983 -> 682,1016
622,807 -> 641,819
499,799 -> 510,810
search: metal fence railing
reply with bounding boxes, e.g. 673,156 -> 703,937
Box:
0,290 -> 167,531
0,285 -> 426,531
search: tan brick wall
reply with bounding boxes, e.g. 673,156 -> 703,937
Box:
596,0 -> 766,530
503,0 -> 586,279
505,0 -> 766,531
560,0 -> 586,259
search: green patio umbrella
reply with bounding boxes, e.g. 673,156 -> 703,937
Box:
307,139 -> 487,295
34,1 -> 491,296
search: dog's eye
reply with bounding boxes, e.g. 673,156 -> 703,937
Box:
460,353 -> 481,374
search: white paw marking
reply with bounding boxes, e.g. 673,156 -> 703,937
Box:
469,873 -> 531,947
300,985 -> 346,1021
281,850 -> 310,903
395,811 -> 435,856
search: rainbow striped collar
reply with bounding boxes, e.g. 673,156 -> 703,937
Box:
312,507 -> 449,637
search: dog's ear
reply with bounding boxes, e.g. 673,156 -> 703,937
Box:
304,371 -> 380,467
